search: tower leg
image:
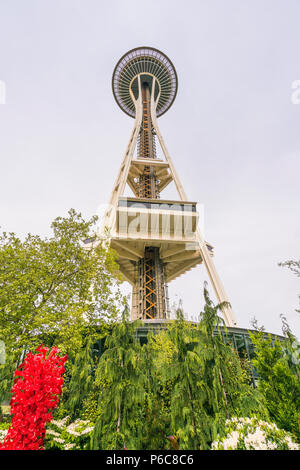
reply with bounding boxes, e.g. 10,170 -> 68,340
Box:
197,235 -> 237,326
150,77 -> 237,327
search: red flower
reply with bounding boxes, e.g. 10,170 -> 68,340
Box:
0,345 -> 67,450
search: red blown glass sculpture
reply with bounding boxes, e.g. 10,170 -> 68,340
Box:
0,345 -> 67,450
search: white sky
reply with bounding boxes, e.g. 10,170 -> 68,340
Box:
0,0 -> 299,337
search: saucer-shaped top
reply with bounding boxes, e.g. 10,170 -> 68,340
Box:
112,47 -> 178,118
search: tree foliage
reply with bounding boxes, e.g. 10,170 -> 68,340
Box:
88,288 -> 266,450
138,330 -> 175,450
163,289 -> 266,449
91,308 -> 145,450
279,259 -> 300,314
64,338 -> 95,418
249,328 -> 300,441
0,209 -> 123,402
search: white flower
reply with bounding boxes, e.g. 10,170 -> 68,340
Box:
78,426 -> 94,435
211,417 -> 299,451
284,436 -> 299,450
0,429 -> 8,443
66,420 -> 94,437
244,428 -> 269,450
222,431 -> 240,450
46,430 -> 60,437
66,429 -> 81,437
53,437 -> 65,444
51,416 -> 69,429
64,443 -> 76,450
266,441 -> 277,450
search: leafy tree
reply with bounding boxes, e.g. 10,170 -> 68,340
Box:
279,259 -> 300,314
164,309 -> 210,449
279,259 -> 300,278
64,338 -> 95,418
0,209 -> 123,402
138,331 -> 174,450
249,327 -> 300,441
164,287 -> 266,450
0,350 -> 20,403
91,309 -> 145,450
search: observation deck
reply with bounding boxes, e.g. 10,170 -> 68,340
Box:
112,46 -> 178,117
110,196 -> 214,286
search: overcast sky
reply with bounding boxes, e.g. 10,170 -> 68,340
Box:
0,0 -> 299,337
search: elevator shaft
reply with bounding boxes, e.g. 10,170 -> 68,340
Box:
137,83 -> 159,199
135,82 -> 168,319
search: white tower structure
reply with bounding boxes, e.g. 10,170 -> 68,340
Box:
99,47 -> 237,327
